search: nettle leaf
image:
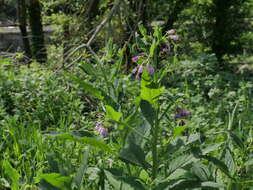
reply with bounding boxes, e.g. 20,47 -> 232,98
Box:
119,141 -> 151,170
105,105 -> 122,122
104,169 -> 146,190
66,72 -> 104,100
35,173 -> 71,190
140,99 -> 156,126
200,155 -> 233,179
2,160 -> 20,190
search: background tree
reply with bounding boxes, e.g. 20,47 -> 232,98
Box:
17,0 -> 31,58
27,0 -> 47,63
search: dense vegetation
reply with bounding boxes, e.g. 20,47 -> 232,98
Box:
1,0 -> 253,189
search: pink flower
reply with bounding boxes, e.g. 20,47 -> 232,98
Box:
167,29 -> 176,34
168,35 -> 179,40
132,55 -> 142,63
94,121 -> 108,137
146,64 -> 154,75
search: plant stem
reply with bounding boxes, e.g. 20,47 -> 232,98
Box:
152,108 -> 159,181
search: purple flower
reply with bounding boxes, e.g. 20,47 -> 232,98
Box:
168,35 -> 179,40
136,63 -> 144,79
146,64 -> 154,75
132,55 -> 142,63
167,29 -> 176,34
132,67 -> 137,74
94,121 -> 108,137
175,108 -> 191,119
98,127 -> 108,137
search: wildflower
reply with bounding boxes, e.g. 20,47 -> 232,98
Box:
94,121 -> 108,137
167,29 -> 176,34
146,64 -> 155,75
175,108 -> 191,119
132,55 -> 142,63
168,35 -> 179,40
136,62 -> 144,79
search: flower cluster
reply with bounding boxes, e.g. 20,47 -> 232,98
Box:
166,29 -> 179,40
175,108 -> 191,119
94,121 -> 108,137
132,62 -> 154,79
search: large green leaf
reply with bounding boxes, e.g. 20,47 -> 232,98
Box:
192,162 -> 210,181
140,99 -> 156,126
66,72 -> 104,100
45,133 -> 112,153
224,148 -> 236,176
35,173 -> 71,190
104,169 -> 146,190
201,181 -> 226,188
2,160 -> 20,190
73,149 -> 89,189
140,78 -> 164,106
200,155 -> 233,179
119,141 -> 151,170
167,154 -> 195,175
228,131 -> 244,150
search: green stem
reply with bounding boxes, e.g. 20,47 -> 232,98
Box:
152,107 -> 160,181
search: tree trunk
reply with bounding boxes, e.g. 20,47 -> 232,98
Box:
17,0 -> 31,58
27,0 -> 47,63
163,0 -> 189,33
86,0 -> 100,22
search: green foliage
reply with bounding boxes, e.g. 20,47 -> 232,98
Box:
1,20 -> 253,190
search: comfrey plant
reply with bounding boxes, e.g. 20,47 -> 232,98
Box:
67,26 -> 233,189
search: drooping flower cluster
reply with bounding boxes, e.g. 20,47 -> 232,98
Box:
132,62 -> 154,79
175,108 -> 191,119
166,29 -> 179,40
94,121 -> 108,137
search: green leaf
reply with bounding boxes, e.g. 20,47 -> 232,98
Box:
73,149 -> 89,188
66,72 -> 104,100
224,148 -> 236,176
202,143 -> 224,155
120,141 -> 151,170
2,160 -> 20,190
168,154 -> 195,175
173,126 -> 187,138
138,24 -> 147,37
80,62 -> 96,76
140,80 -> 164,106
149,41 -> 157,57
200,155 -> 233,179
45,133 -> 112,153
35,173 -> 71,190
104,169 -> 146,190
140,99 -> 156,126
201,181 -> 226,188
192,163 -> 210,181
105,105 -> 122,122
228,131 -> 244,150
